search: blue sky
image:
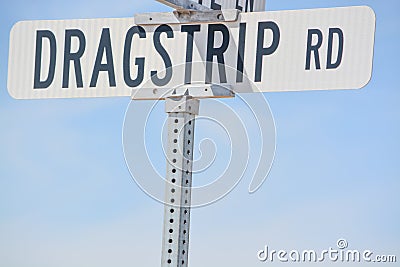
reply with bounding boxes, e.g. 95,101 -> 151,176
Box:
0,0 -> 399,267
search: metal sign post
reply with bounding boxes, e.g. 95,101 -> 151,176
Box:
151,84 -> 234,267
162,94 -> 198,267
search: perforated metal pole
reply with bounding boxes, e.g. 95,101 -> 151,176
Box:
162,94 -> 199,267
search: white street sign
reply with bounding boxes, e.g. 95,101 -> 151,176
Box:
156,0 -> 266,12
8,6 -> 375,99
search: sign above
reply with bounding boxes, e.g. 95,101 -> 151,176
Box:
8,6 -> 375,99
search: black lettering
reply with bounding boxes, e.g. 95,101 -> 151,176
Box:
245,0 -> 255,12
236,23 -> 246,83
305,29 -> 323,70
151,25 -> 173,87
62,29 -> 86,88
90,28 -> 116,87
34,30 -> 56,89
210,0 -> 221,10
236,0 -> 243,11
236,0 -> 255,12
255,21 -> 280,82
181,25 -> 201,84
124,26 -> 146,88
206,24 -> 230,84
327,28 -> 344,69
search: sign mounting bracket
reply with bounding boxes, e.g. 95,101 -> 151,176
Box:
132,84 -> 234,100
134,9 -> 240,25
139,0 -> 241,25
156,0 -> 212,11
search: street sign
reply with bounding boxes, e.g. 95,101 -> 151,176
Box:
156,0 -> 266,12
8,6 -> 375,99
6,3 -> 378,267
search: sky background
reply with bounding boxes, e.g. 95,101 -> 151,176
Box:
0,0 -> 399,267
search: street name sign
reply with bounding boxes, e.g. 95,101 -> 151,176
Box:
8,6 -> 375,99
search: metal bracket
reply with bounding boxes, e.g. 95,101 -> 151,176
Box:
156,0 -> 211,11
165,95 -> 200,115
132,84 -> 235,100
135,9 -> 239,25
